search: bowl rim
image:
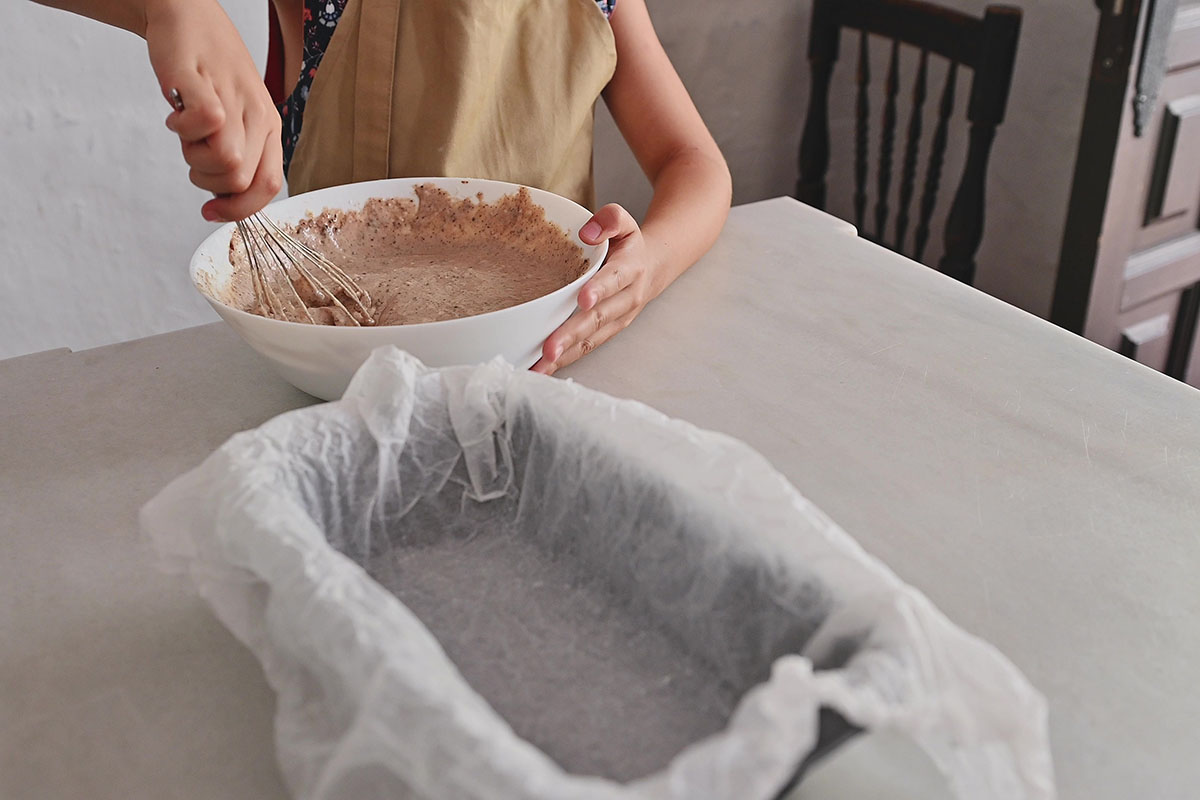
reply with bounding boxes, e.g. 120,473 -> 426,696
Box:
189,176 -> 609,333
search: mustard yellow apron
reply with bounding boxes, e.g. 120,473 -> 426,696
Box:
287,0 -> 617,210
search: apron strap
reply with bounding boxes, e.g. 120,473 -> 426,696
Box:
352,0 -> 402,181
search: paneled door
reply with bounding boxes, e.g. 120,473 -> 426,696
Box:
1054,0 -> 1200,386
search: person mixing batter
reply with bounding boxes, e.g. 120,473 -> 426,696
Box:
35,0 -> 732,374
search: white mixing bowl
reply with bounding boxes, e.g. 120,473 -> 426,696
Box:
190,178 -> 608,400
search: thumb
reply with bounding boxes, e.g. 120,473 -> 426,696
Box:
579,203 -> 638,245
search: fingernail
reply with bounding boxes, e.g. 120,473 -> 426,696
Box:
202,208 -> 222,222
580,221 -> 602,242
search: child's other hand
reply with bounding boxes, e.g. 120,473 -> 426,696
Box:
147,0 -> 283,222
532,204 -> 660,376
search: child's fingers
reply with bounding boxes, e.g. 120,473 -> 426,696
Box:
579,203 -> 639,245
186,103 -> 257,195
189,161 -> 257,196
538,288 -> 641,369
532,311 -> 636,375
182,116 -> 248,176
579,259 -> 640,311
161,77 -> 225,142
199,131 -> 284,222
535,203 -> 651,373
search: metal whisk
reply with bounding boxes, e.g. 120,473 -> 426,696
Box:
168,89 -> 375,326
233,214 -> 375,326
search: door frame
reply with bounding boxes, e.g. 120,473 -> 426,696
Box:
1051,0 -> 1146,333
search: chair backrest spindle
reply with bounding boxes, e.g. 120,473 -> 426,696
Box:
894,49 -> 929,252
915,60 -> 958,263
875,40 -> 901,242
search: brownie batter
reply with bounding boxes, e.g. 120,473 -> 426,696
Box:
224,184 -> 590,325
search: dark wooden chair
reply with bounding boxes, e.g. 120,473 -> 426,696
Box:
796,0 -> 1022,285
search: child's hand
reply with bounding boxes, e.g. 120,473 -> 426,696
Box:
532,204 -> 660,376
147,0 -> 283,222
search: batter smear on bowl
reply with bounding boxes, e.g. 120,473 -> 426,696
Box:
226,184 -> 590,325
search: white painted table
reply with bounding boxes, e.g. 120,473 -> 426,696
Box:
3,198 -> 1198,800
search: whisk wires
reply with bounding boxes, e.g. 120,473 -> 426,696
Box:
236,214 -> 375,326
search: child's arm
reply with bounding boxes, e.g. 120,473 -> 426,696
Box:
533,0 -> 732,375
32,0 -> 282,221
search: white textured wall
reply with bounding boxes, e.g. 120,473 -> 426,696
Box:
0,0 -> 264,361
3,0 -> 1095,361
